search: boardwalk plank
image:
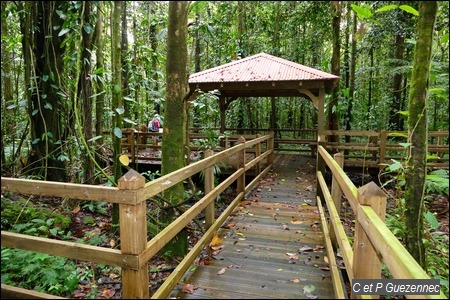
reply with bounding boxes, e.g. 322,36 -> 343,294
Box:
170,154 -> 336,299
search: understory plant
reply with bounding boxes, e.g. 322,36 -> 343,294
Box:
380,161 -> 449,298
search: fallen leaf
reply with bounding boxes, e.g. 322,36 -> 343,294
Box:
282,224 -> 290,230
217,267 -> 227,275
100,288 -> 115,298
209,234 -> 223,247
324,256 -> 329,264
236,232 -> 245,236
182,283 -> 195,294
299,245 -> 314,252
290,278 -> 301,283
109,239 -> 116,248
291,218 -> 303,224
223,222 -> 236,229
286,252 -> 299,260
72,205 -> 80,214
303,284 -> 316,294
211,245 -> 224,251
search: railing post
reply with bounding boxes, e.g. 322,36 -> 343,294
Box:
255,134 -> 261,175
204,149 -> 215,229
329,152 -> 343,249
237,136 -> 246,194
118,170 -> 149,299
268,131 -> 274,166
129,131 -> 136,164
379,130 -> 387,170
316,138 -> 326,200
371,129 -> 379,162
352,181 -> 386,299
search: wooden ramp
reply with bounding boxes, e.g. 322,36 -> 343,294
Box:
169,154 -> 337,299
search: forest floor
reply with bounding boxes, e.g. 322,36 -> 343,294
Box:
2,166 -> 448,299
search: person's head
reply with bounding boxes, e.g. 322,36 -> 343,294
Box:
154,114 -> 159,119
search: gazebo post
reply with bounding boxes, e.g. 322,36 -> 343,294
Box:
317,86 -> 325,143
219,96 -> 226,134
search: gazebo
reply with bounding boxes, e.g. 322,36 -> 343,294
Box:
186,52 -> 339,142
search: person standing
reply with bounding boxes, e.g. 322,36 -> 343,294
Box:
148,114 -> 161,145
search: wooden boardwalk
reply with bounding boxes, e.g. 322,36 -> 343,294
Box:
169,154 -> 337,299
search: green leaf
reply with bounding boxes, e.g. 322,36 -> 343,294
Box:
115,107 -> 125,115
399,142 -> 411,148
399,5 -> 419,16
94,67 -> 105,75
124,96 -> 135,102
375,5 -> 398,13
31,219 -> 47,224
83,23 -> 93,34
6,104 -> 17,110
42,75 -> 49,82
113,127 -> 122,139
189,266 -> 197,272
387,160 -> 403,172
440,33 -> 448,44
113,84 -> 121,94
303,284 -> 316,294
44,102 -> 53,110
58,28 -> 70,37
397,110 -> 409,116
123,117 -> 137,125
425,211 -> 439,230
351,4 -> 372,19
87,135 -> 103,142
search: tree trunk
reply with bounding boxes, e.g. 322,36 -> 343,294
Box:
111,1 -> 123,226
27,1 -> 67,182
121,2 -> 131,121
149,2 -> 160,115
79,1 -> 94,184
345,7 -> 357,154
161,1 -> 190,258
404,1 -> 437,268
327,1 -> 341,146
389,34 -> 405,130
1,1 -> 14,170
94,2 -> 105,141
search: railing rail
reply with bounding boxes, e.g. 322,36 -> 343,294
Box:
119,129 -> 448,169
1,133 -> 274,299
316,145 -> 447,299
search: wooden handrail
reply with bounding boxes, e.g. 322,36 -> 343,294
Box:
316,145 -> 447,299
0,133 -> 274,299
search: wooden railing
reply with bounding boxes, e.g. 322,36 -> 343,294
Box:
315,145 -> 446,299
322,130 -> 449,169
1,133 -> 275,299
119,128 -> 448,169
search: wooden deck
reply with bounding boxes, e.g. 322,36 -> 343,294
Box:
168,154 -> 339,299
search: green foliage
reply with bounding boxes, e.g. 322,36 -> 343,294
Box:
425,169 -> 449,196
1,195 -> 71,233
81,200 -> 109,215
1,248 -> 79,296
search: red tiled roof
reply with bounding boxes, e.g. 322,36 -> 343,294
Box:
189,52 -> 338,83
